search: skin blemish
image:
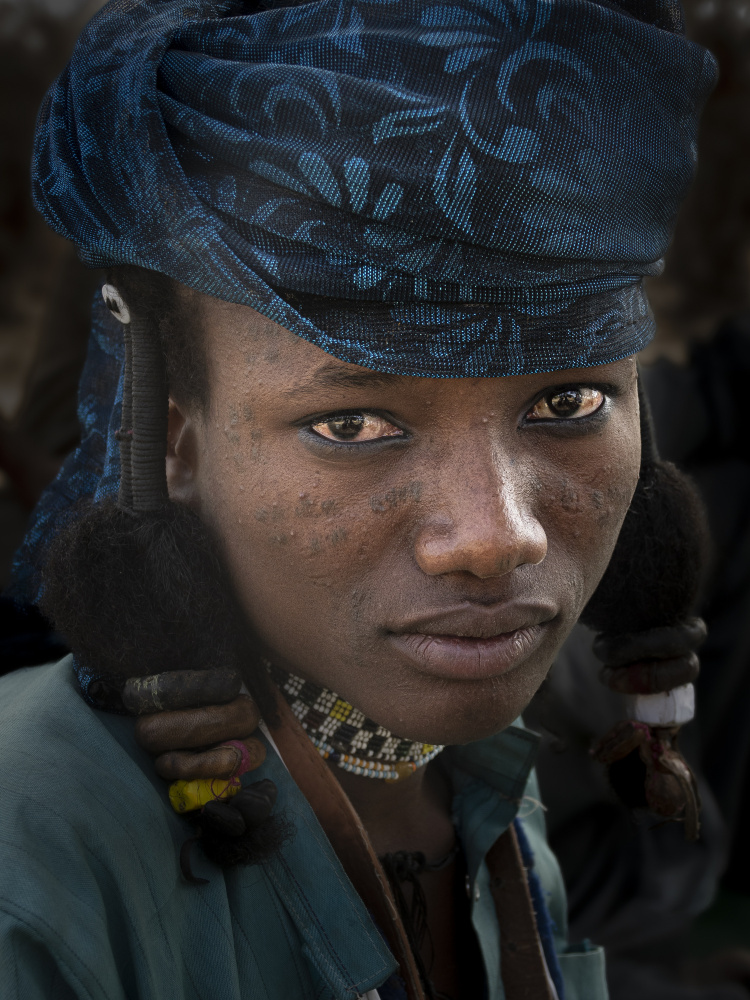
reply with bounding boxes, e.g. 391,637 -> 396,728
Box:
242,402 -> 254,422
268,501 -> 286,523
594,482 -> 636,525
294,496 -> 337,518
221,408 -> 241,465
370,480 -> 422,512
295,495 -> 316,517
329,527 -> 348,546
560,484 -> 581,513
302,527 -> 348,553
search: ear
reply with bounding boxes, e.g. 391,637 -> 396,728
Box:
166,398 -> 200,506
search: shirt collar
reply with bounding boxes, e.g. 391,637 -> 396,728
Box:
253,722 -> 539,999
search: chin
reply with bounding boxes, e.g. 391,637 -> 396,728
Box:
375,667 -> 548,747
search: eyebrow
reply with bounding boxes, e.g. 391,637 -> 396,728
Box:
284,362 -> 404,397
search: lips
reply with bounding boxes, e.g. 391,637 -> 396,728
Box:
385,604 -> 555,681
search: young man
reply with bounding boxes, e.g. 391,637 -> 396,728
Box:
0,0 -> 715,997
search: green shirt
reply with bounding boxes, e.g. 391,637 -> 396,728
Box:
0,657 -> 608,1000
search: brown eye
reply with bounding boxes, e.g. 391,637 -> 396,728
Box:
310,413 -> 403,442
528,387 -> 604,421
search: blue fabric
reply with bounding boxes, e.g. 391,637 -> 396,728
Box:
514,816 -> 566,1000
33,0 -> 716,378
0,657 -> 608,1000
0,658 -> 397,1000
9,295 -> 123,605
376,972 -> 409,1000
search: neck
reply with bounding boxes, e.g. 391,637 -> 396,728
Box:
331,759 -> 455,862
268,662 -> 455,859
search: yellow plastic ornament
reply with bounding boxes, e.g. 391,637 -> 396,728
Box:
168,778 -> 241,814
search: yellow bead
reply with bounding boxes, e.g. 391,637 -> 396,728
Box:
168,778 -> 241,814
331,698 -> 353,722
385,761 -> 417,784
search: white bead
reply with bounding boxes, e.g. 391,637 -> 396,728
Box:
626,684 -> 695,726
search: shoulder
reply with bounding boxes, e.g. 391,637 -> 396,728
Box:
0,657 -> 173,852
0,658 -> 187,999
0,660 -> 390,1000
0,655 -> 188,889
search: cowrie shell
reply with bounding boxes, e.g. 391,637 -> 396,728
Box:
101,283 -> 131,324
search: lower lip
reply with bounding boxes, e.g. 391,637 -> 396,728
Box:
388,626 -> 547,681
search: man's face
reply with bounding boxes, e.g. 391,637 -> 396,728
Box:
168,295 -> 641,745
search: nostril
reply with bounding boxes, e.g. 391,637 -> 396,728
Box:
414,520 -> 547,579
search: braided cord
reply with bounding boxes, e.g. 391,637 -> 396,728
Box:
118,318 -> 169,512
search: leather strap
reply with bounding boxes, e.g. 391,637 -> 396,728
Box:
486,825 -> 556,1000
268,690 -> 427,1000
269,689 -> 553,1000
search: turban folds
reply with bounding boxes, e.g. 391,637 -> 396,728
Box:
32,0 -> 716,376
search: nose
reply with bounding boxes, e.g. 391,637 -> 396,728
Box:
414,445 -> 547,580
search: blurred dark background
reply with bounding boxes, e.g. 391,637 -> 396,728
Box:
0,0 -> 102,587
0,0 -> 749,997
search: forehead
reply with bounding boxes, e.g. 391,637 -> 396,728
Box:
194,291 -> 638,405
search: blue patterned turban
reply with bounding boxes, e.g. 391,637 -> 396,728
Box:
11,0 -> 716,607
33,0 -> 716,378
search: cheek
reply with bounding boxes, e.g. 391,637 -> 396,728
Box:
533,437 -> 640,606
195,417 -> 416,659
209,475 -> 360,596
546,469 -> 636,533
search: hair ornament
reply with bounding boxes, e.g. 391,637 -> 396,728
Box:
593,618 -> 707,667
101,283 -> 131,325
587,383 -> 707,840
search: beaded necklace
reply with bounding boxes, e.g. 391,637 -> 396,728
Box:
267,663 -> 444,781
